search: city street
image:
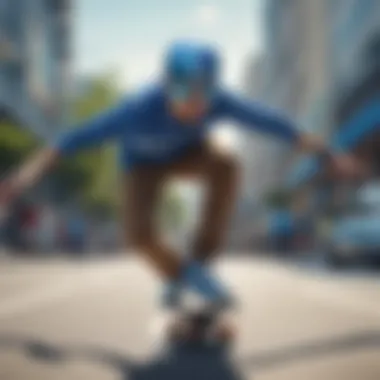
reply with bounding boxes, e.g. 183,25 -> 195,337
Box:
0,254 -> 379,380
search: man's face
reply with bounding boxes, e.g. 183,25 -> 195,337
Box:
169,96 -> 209,123
166,81 -> 213,123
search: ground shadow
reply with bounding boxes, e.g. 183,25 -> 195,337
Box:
0,336 -> 243,380
0,330 -> 379,378
240,330 -> 380,371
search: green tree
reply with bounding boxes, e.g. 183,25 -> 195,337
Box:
0,122 -> 38,175
0,72 -> 122,216
56,72 -> 123,214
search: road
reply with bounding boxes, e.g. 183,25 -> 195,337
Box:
0,254 -> 379,380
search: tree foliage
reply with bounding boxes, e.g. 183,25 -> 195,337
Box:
0,121 -> 38,175
0,72 -> 122,217
54,72 -> 122,214
1,72 -> 186,224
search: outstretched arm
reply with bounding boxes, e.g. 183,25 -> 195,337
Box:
1,100 -> 132,200
221,91 -> 331,153
53,102 -> 131,156
221,91 -> 300,143
221,91 -> 363,177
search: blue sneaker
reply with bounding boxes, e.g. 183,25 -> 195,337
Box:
181,261 -> 234,309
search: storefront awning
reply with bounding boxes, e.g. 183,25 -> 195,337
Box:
332,97 -> 380,151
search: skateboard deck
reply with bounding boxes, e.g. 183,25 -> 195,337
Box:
167,309 -> 236,347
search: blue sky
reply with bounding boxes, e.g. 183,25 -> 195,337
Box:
72,0 -> 264,89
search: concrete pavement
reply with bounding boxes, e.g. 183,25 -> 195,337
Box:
0,255 -> 379,379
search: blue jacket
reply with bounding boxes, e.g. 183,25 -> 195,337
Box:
55,84 -> 299,170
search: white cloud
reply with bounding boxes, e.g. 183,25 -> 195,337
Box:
194,4 -> 222,27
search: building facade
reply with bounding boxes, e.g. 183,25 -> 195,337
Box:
240,54 -> 277,201
328,0 -> 380,129
284,0 -> 380,253
264,0 -> 331,132
0,0 -> 71,138
288,0 -> 380,189
241,0 -> 332,203
327,0 -> 380,92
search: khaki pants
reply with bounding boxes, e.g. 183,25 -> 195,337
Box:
123,142 -> 240,280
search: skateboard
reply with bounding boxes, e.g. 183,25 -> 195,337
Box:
167,308 -> 236,346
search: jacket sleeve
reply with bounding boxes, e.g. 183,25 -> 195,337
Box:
221,91 -> 300,144
53,100 -> 133,156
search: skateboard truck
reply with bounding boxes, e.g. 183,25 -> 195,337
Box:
168,307 -> 235,346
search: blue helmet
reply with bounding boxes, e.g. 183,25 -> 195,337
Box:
164,41 -> 220,102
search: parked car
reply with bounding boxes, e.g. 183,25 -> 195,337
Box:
324,182 -> 380,267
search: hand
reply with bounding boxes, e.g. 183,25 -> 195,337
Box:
297,134 -> 325,154
0,148 -> 58,209
297,134 -> 368,180
0,177 -> 18,222
0,176 -> 22,206
329,153 -> 366,179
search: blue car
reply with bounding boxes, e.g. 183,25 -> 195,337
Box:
268,210 -> 295,253
325,183 -> 380,267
